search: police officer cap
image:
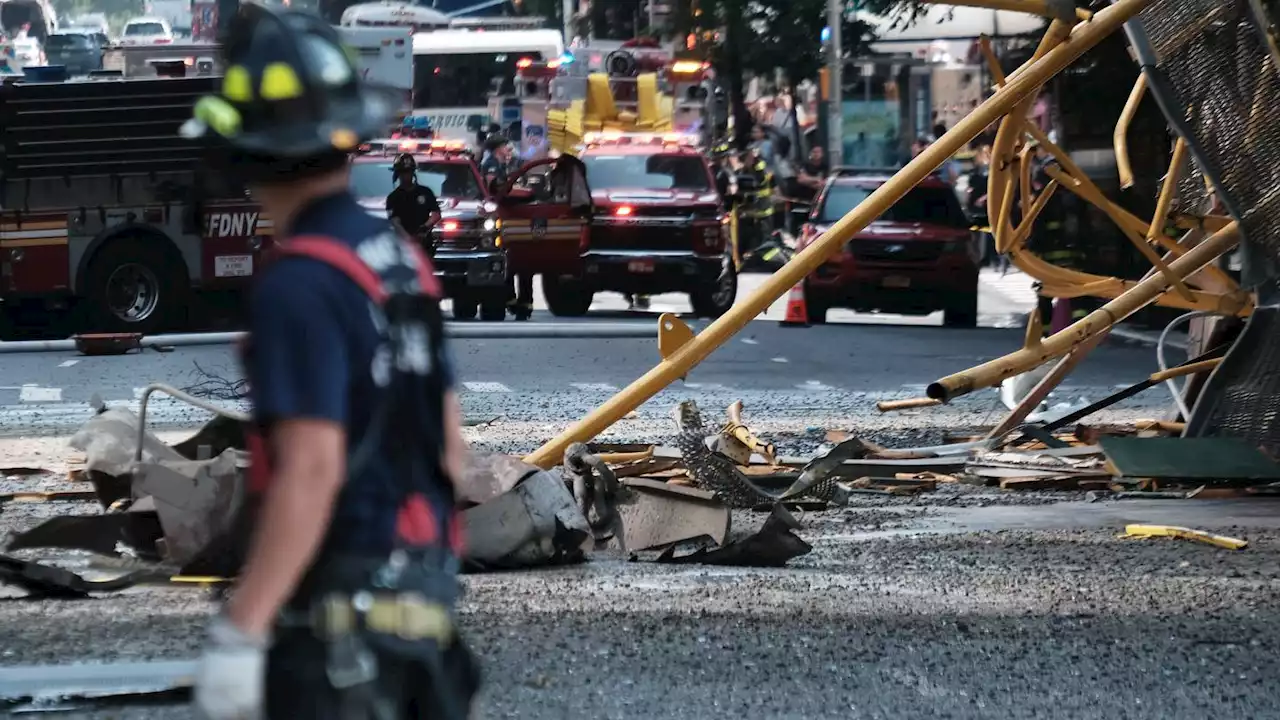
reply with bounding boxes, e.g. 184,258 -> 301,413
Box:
180,3 -> 396,159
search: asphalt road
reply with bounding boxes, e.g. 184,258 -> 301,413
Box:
2,271 -> 1269,719
0,270 -> 1167,439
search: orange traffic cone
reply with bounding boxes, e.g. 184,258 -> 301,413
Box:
780,283 -> 810,327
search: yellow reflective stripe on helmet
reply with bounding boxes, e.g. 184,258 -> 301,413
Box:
194,96 -> 242,138
261,62 -> 304,100
222,65 -> 253,102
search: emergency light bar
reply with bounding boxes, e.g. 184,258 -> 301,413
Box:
516,57 -> 563,74
582,131 -> 700,148
400,138 -> 469,153
356,139 -> 471,156
669,60 -> 709,74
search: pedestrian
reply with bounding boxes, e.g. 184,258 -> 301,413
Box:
749,122 -> 774,168
179,5 -> 479,718
966,144 -> 997,270
386,153 -> 443,246
930,123 -> 962,186
793,143 -> 829,205
772,134 -> 796,233
768,96 -> 796,158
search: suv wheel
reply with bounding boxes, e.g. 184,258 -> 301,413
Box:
543,275 -> 593,317
690,256 -> 738,318
452,297 -> 479,321
806,297 -> 828,324
943,293 -> 979,328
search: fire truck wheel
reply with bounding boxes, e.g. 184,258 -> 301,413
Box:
542,275 -> 593,317
452,297 -> 479,321
83,238 -> 186,335
690,259 -> 738,318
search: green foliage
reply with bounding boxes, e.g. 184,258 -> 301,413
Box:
514,0 -> 562,24
712,0 -> 924,86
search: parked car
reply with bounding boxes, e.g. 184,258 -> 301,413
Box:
11,35 -> 44,66
43,31 -> 104,74
798,169 -> 981,327
120,17 -> 173,45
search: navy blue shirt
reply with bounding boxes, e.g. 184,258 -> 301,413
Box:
246,191 -> 456,554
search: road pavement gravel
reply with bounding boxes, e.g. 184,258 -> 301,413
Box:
3,294 -> 1250,718
4,434 -> 1280,719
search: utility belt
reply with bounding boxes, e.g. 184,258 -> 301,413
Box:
280,590 -> 454,644
278,550 -> 476,719
284,545 -> 460,630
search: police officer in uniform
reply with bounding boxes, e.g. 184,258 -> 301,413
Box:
181,6 -> 478,718
386,153 -> 442,246
480,140 -> 536,319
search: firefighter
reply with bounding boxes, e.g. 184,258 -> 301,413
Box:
386,153 -> 443,247
180,6 -> 478,719
740,142 -> 775,260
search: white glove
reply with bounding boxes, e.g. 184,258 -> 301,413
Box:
193,615 -> 268,720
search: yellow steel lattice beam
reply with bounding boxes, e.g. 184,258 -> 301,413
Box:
523,0 -> 1164,468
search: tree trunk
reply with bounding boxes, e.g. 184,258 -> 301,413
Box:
721,0 -> 753,149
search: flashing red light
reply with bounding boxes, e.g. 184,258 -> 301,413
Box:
441,220 -> 460,232
516,57 -> 533,69
614,206 -> 634,217
399,140 -> 418,151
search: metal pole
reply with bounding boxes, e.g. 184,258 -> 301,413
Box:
522,0 -> 1159,469
928,222 -> 1240,401
564,0 -> 575,45
0,322 -> 666,354
826,0 -> 843,165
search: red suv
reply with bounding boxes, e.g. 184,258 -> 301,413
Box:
798,171 -> 980,327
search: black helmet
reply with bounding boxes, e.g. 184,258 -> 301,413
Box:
180,4 -> 395,162
392,153 -> 417,175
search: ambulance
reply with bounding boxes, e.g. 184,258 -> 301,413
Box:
409,28 -> 564,141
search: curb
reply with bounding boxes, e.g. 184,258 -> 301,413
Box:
1109,326 -> 1189,351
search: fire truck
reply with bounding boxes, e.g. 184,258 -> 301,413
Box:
0,73 -> 273,338
483,50 -> 737,317
495,40 -> 721,159
554,131 -> 735,318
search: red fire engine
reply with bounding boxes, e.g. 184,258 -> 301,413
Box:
0,73 -> 273,339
